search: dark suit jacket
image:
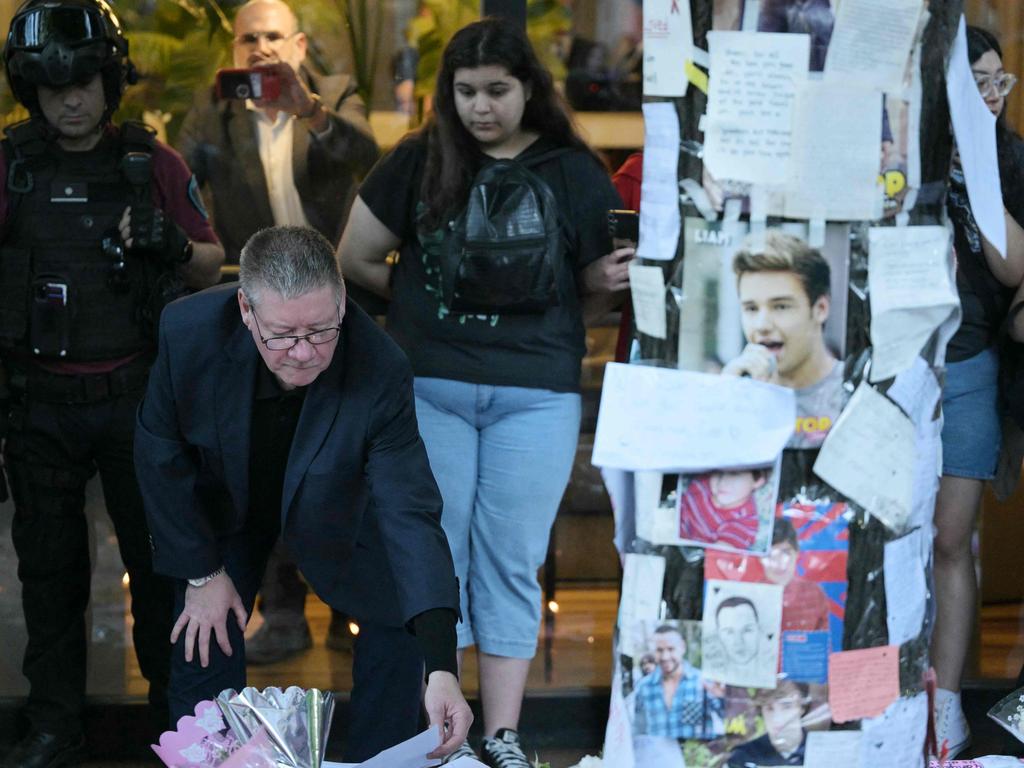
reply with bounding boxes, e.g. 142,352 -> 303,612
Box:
177,68 -> 379,264
134,284 -> 458,627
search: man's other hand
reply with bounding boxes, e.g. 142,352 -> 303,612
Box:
423,670 -> 473,759
171,571 -> 247,668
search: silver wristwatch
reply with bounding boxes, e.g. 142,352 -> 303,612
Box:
187,566 -> 225,588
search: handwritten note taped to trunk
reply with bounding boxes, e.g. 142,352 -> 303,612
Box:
628,263 -> 668,339
643,0 -> 692,96
884,530 -> 927,646
804,731 -> 863,768
824,0 -> 924,93
637,102 -> 681,262
868,226 -> 958,382
704,32 -> 809,185
617,554 -> 667,656
948,16 -> 1006,258
814,383 -> 915,532
593,363 -> 795,472
860,693 -> 929,767
828,645 -> 900,722
784,81 -> 884,221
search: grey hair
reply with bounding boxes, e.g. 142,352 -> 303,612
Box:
239,226 -> 343,307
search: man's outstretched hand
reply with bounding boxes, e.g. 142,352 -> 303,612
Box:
424,670 -> 473,759
171,571 -> 247,668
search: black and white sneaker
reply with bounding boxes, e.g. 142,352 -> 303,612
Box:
444,740 -> 478,764
481,728 -> 531,768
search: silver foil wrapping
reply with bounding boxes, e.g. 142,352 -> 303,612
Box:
216,686 -> 335,768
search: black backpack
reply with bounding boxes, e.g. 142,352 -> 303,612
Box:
440,148 -> 568,314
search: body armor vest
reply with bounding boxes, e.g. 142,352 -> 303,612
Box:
0,120 -> 173,361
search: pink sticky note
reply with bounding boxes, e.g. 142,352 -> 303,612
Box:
827,645 -> 900,723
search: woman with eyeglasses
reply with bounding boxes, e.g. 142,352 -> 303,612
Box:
933,25 -> 1024,759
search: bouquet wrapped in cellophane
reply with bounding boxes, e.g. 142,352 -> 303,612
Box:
152,686 -> 335,768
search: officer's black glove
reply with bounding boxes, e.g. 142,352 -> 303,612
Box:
128,204 -> 192,266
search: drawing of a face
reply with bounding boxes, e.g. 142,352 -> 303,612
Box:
716,601 -> 760,665
709,470 -> 765,509
654,629 -> 686,677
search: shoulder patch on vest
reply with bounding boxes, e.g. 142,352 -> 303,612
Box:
187,175 -> 209,220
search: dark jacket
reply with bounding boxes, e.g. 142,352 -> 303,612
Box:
134,284 -> 458,626
177,68 -> 379,263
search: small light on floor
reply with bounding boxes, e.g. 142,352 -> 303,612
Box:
121,572 -> 130,587
348,621 -> 360,636
548,600 -> 559,614
587,635 -> 595,644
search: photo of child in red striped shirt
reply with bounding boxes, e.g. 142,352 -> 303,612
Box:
675,463 -> 778,553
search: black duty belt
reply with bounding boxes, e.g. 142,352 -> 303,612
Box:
7,354 -> 153,404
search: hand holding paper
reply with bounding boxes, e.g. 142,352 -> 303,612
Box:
424,671 -> 473,759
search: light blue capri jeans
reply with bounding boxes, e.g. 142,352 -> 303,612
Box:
414,377 -> 582,658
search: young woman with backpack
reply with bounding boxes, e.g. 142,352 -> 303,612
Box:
339,17 -> 631,767
932,25 -> 1024,759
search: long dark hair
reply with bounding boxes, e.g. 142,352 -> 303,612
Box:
967,25 -> 1024,210
418,17 -> 600,230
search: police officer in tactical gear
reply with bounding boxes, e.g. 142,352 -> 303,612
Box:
0,2 -> 224,765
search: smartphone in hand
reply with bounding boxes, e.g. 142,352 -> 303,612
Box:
215,68 -> 282,101
607,209 -> 639,249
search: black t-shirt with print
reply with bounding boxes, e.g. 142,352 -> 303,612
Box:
357,132 -> 622,392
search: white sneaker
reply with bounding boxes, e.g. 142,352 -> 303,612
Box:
934,688 -> 971,760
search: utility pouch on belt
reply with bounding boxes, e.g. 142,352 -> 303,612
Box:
29,277 -> 71,357
0,246 -> 30,343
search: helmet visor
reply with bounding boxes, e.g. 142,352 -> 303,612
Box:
8,6 -> 107,50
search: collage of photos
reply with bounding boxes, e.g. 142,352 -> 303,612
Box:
706,0 -> 914,217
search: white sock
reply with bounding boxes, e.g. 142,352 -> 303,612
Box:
935,687 -> 961,708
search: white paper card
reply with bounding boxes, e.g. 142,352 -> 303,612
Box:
803,730 -> 862,768
947,15 -> 1006,258
617,553 -> 667,655
824,0 -> 924,93
886,356 -> 941,425
884,529 -> 927,645
704,32 -> 809,185
628,263 -> 667,339
785,81 -> 883,221
814,383 -> 915,532
859,693 -> 929,767
637,103 -> 681,262
868,226 -> 958,381
359,726 -> 441,768
642,0 -> 692,96
593,363 -> 796,472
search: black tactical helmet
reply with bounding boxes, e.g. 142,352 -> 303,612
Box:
3,0 -> 137,118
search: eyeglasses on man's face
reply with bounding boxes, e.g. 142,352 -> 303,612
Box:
974,72 -> 1018,99
251,307 -> 341,351
233,30 -> 299,48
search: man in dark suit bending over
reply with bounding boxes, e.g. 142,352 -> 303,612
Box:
134,226 -> 469,761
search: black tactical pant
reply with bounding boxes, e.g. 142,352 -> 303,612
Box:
3,377 -> 173,738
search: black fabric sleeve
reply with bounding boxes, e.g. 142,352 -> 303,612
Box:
411,607 -> 459,679
564,153 -> 623,270
358,136 -> 426,243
